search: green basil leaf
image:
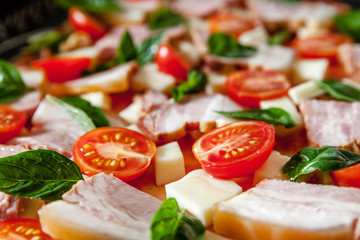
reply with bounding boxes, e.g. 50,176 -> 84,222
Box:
316,79 -> 360,102
24,31 -> 68,54
172,70 -> 208,102
334,10 -> 360,43
61,96 -> 110,128
282,146 -> 360,182
148,8 -> 185,30
47,95 -> 96,132
0,60 -> 27,103
56,0 -> 121,13
216,107 -> 295,128
208,33 -> 257,58
114,30 -> 137,65
136,32 -> 163,66
268,30 -> 291,45
0,149 -> 84,202
151,198 -> 205,240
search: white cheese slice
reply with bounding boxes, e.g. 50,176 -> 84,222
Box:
125,124 -> 145,134
118,99 -> 142,124
20,69 -> 45,88
289,81 -> 325,105
292,59 -> 329,84
58,47 -> 98,60
238,26 -> 269,46
165,169 -> 242,227
204,68 -> 227,94
155,141 -> 186,186
178,41 -> 200,65
80,92 -> 112,110
297,27 -> 329,40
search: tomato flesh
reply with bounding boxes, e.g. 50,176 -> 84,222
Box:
330,164 -> 360,188
226,70 -> 291,109
73,127 -> 156,182
0,218 -> 54,239
209,13 -> 255,38
68,7 -> 107,42
0,105 -> 27,144
155,44 -> 191,81
32,57 -> 91,83
192,121 -> 275,179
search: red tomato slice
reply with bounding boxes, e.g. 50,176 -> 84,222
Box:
68,7 -> 107,42
155,44 -> 191,81
192,121 -> 275,179
226,70 -> 291,109
0,105 -> 27,144
73,127 -> 156,182
32,57 -> 91,83
330,164 -> 360,188
209,13 -> 255,38
292,33 -> 353,65
0,218 -> 54,239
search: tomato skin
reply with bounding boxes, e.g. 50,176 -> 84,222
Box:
192,121 -> 275,179
73,127 -> 156,182
32,57 -> 91,83
68,7 -> 107,42
0,105 -> 27,144
209,13 -> 255,38
0,218 -> 54,239
155,44 -> 191,81
292,33 -> 353,65
330,164 -> 360,188
226,70 -> 291,109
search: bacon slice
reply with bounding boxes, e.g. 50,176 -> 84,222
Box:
338,44 -> 360,84
214,179 -> 360,240
39,173 -> 161,240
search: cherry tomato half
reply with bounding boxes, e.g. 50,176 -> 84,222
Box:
32,57 -> 91,83
226,70 -> 291,109
155,44 -> 191,81
192,121 -> 275,179
73,127 -> 156,182
330,164 -> 360,188
0,105 -> 27,144
68,7 -> 107,42
0,218 -> 54,240
292,33 -> 353,65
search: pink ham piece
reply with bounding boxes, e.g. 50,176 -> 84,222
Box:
214,179 -> 360,240
299,99 -> 360,153
171,0 -> 233,18
38,173 -> 162,240
136,91 -> 242,142
9,91 -> 41,117
339,44 -> 360,85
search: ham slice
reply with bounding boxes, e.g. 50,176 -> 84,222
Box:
171,0 -> 233,18
9,91 -> 41,117
214,179 -> 360,240
299,99 -> 360,153
38,173 -> 162,240
338,44 -> 360,84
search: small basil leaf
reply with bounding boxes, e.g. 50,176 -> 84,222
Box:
61,96 -> 110,128
56,0 -> 121,13
148,8 -> 185,30
151,198 -> 205,240
24,31 -> 68,54
47,95 -> 96,132
0,149 -> 84,202
335,10 -> 360,43
0,60 -> 27,103
268,30 -> 291,45
208,33 -> 257,58
216,107 -> 295,128
282,146 -> 360,182
172,70 -> 208,102
316,79 -> 360,102
136,32 -> 163,66
114,30 -> 137,65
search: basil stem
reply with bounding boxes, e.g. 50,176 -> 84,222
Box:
268,30 -> 291,45
0,60 -> 27,103
316,79 -> 360,102
0,149 -> 84,202
151,198 -> 205,240
56,0 -> 121,13
208,33 -> 257,58
335,10 -> 360,43
172,70 -> 208,102
282,146 -> 360,182
216,107 -> 295,128
148,8 -> 185,30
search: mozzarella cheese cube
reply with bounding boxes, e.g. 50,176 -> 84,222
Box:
58,47 -> 99,68
118,99 -> 142,124
288,81 -> 325,105
253,151 -> 290,185
297,27 -> 329,40
20,69 -> 45,88
131,63 -> 175,94
101,9 -> 146,25
178,41 -> 200,65
260,96 -> 303,125
165,169 -> 242,227
238,26 -> 268,46
204,68 -> 227,94
155,142 -> 186,186
292,59 -> 329,84
80,92 -> 112,110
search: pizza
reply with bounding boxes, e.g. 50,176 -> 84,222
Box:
1,0 -> 360,239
